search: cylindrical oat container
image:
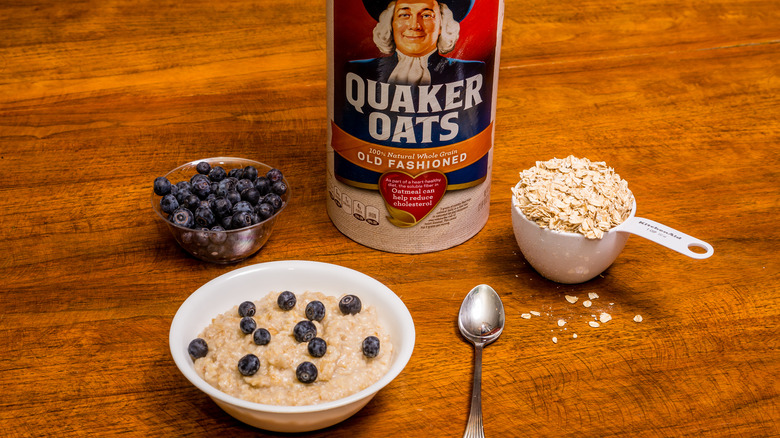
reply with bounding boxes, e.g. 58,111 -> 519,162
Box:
327,0 -> 504,253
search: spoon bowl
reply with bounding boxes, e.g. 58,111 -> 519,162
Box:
458,284 -> 505,438
458,285 -> 505,345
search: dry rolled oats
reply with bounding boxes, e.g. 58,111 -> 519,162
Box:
512,156 -> 634,239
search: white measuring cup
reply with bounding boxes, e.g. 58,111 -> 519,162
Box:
511,195 -> 713,284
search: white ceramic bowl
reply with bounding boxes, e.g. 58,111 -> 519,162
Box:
511,194 -> 635,284
169,261 -> 415,432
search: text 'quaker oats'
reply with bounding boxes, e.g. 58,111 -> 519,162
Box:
512,156 -> 634,239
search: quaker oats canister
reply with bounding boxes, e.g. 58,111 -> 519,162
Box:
326,0 -> 505,253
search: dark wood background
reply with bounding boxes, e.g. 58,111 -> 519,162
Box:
1,0 -> 778,436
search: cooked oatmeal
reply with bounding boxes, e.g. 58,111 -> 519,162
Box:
192,291 -> 393,406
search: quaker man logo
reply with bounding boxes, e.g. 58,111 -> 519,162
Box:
360,0 -> 477,85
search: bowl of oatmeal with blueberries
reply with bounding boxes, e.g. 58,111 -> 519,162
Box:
169,261 -> 415,433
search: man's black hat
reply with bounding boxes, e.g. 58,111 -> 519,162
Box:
362,0 -> 475,22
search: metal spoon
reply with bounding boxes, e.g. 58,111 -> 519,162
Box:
458,284 -> 505,438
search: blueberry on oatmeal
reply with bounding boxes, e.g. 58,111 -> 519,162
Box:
296,361 -> 318,384
308,337 -> 327,358
239,316 -> 257,334
238,354 -> 260,376
187,338 -> 208,359
277,291 -> 296,311
339,295 -> 362,315
305,301 -> 326,322
362,336 -> 380,358
253,328 -> 271,346
293,320 -> 317,343
238,301 -> 256,317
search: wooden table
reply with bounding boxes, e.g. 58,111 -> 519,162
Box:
2,0 -> 778,436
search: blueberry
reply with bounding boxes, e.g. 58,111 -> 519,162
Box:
191,178 -> 211,198
308,337 -> 327,358
254,177 -> 271,195
267,168 -> 283,182
160,194 -> 179,214
208,166 -> 227,182
196,161 -> 211,175
212,197 -> 232,218
180,230 -> 193,244
296,361 -> 318,384
272,180 -> 287,196
236,178 -> 254,194
220,214 -> 233,230
182,196 -> 200,212
249,211 -> 262,225
216,178 -> 237,197
225,190 -> 242,206
339,295 -> 362,315
253,328 -> 271,345
175,187 -> 192,204
187,338 -> 208,359
193,227 -> 210,246
231,211 -> 253,229
255,203 -> 274,221
240,316 -> 257,334
171,208 -> 195,228
228,168 -> 243,179
238,354 -> 260,376
262,193 -> 283,211
293,320 -> 317,343
243,166 -> 258,181
238,301 -> 256,317
233,200 -> 253,215
209,226 -> 227,243
305,301 -> 326,322
154,176 -> 172,196
362,336 -> 380,358
241,187 -> 261,205
194,206 -> 215,228
169,184 -> 179,197
206,193 -> 217,208
176,181 -> 192,192
190,173 -> 209,186
277,291 -> 296,310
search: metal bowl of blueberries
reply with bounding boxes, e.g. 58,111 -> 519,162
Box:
151,157 -> 290,264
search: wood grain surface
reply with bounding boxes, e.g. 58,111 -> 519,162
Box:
1,0 -> 778,436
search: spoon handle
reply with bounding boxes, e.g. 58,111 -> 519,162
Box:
464,343 -> 484,438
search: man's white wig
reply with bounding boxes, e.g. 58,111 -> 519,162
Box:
373,1 -> 460,55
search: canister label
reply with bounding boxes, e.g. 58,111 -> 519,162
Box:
327,0 -> 503,252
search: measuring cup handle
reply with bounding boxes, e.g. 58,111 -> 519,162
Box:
622,217 -> 714,259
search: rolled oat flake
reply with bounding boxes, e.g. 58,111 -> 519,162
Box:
326,0 -> 505,253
